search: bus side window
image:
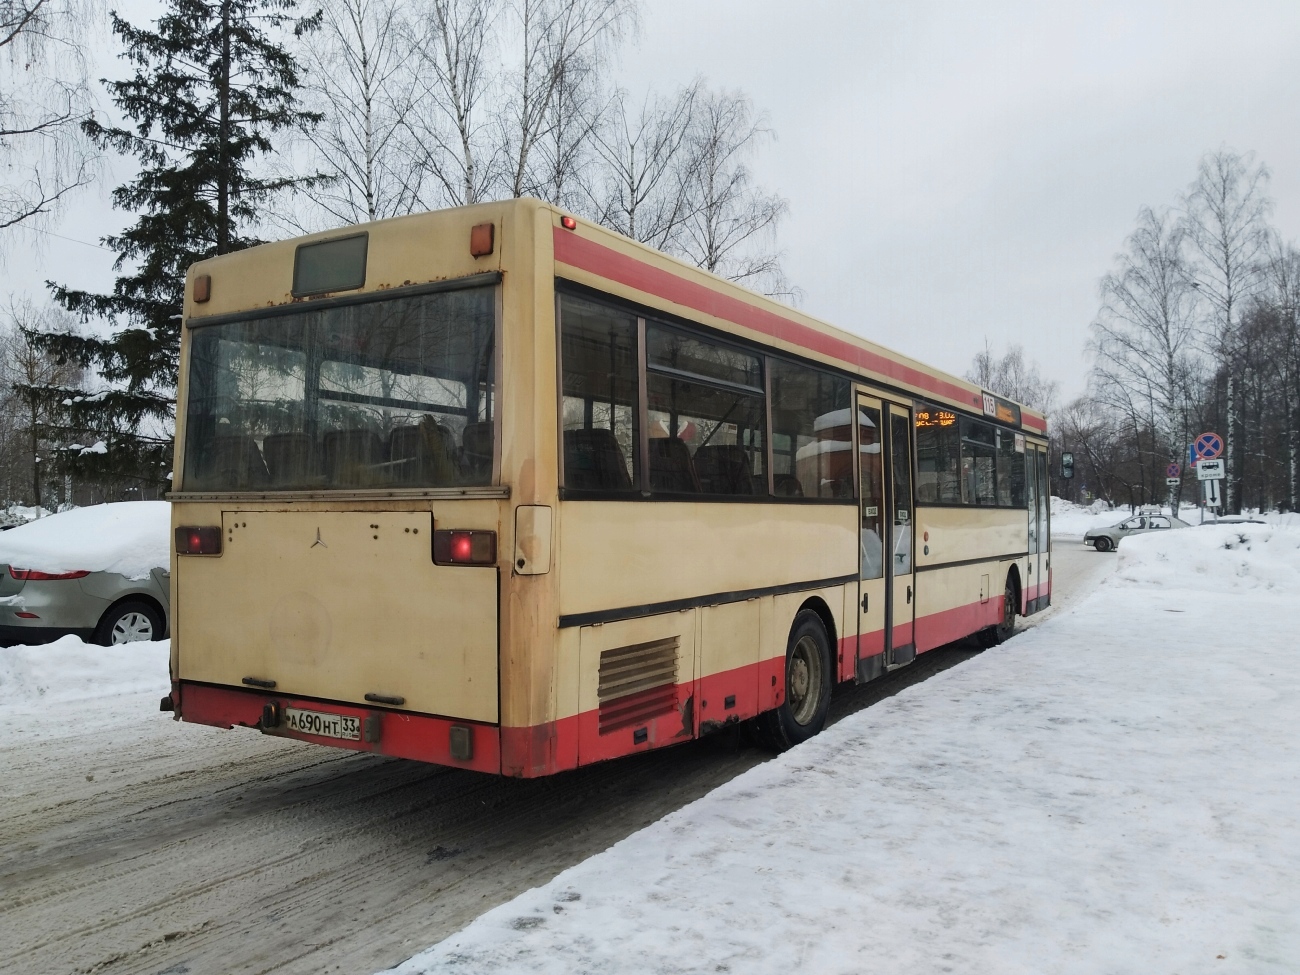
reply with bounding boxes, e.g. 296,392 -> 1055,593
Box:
559,295 -> 640,492
645,324 -> 766,497
915,403 -> 960,503
769,359 -> 851,499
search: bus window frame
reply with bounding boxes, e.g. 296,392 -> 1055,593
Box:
912,399 -> 1027,512
556,281 -> 856,505
554,279 -> 1035,507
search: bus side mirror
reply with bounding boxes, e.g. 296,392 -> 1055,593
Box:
1060,452 -> 1074,479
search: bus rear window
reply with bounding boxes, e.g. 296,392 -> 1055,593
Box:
182,285 -> 496,491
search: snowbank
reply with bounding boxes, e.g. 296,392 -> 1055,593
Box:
1049,496 -> 1124,536
1116,522 -> 1300,594
0,501 -> 169,579
0,636 -> 169,707
386,515 -> 1300,973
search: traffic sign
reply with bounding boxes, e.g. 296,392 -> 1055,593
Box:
1193,432 -> 1223,460
1165,477 -> 1180,486
1197,458 -> 1225,480
1166,462 -> 1181,478
1203,477 -> 1221,507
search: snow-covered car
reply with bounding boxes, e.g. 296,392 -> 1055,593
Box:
1084,511 -> 1190,552
1200,515 -> 1267,526
0,502 -> 170,646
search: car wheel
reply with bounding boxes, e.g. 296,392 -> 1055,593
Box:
754,610 -> 833,752
1093,536 -> 1113,553
978,575 -> 1017,647
94,599 -> 165,646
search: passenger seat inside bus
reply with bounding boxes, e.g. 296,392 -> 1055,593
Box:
648,437 -> 700,493
461,422 -> 494,481
198,434 -> 270,489
564,428 -> 632,490
773,473 -> 804,497
324,429 -> 385,486
263,432 -> 315,486
388,420 -> 457,484
693,444 -> 758,495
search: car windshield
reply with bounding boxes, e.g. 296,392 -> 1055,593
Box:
182,285 -> 496,491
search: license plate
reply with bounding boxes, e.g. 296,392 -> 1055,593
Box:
283,707 -> 361,741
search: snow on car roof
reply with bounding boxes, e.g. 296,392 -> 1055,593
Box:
0,502 -> 169,580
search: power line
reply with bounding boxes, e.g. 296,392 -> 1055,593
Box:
21,224 -> 115,252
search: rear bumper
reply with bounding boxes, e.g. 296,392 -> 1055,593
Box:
177,681 -> 502,775
0,624 -> 95,646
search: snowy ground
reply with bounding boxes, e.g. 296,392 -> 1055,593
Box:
386,524 -> 1300,975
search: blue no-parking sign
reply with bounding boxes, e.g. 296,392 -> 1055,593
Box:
1191,432 -> 1223,461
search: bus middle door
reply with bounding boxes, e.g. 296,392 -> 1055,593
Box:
885,403 -> 916,666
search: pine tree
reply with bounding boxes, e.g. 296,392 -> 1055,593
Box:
30,0 -> 321,491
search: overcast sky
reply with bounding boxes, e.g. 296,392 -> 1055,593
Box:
10,0 -> 1300,405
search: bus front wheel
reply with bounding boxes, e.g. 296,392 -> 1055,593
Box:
755,610 -> 832,752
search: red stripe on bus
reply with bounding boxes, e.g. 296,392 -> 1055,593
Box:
554,229 -> 987,413
915,595 -> 1006,653
181,593 -> 1026,779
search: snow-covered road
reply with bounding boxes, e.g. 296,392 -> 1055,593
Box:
389,526 -> 1300,975
0,543 -> 1118,975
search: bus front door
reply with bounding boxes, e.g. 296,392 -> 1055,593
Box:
855,395 -> 916,678
855,395 -> 887,681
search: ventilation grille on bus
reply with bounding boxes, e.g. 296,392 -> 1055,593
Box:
597,636 -> 679,735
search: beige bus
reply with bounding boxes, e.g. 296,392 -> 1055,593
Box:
165,198 -> 1050,776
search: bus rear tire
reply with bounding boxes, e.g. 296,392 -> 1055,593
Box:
754,610 -> 832,752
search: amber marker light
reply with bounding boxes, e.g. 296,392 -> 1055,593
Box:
561,215 -> 577,230
470,222 -> 495,257
193,274 -> 211,303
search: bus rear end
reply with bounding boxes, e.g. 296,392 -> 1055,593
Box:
167,203 -> 541,773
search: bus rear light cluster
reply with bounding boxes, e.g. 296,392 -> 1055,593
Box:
176,526 -> 223,555
8,567 -> 89,580
433,530 -> 496,566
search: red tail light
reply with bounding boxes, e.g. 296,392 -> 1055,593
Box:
433,530 -> 496,566
176,526 -> 223,555
8,567 -> 90,580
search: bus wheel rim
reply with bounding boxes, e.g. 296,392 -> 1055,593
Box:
788,635 -> 822,726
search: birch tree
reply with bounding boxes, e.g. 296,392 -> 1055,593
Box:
292,0 -> 424,226
0,0 -> 97,244
497,0 -> 634,201
407,0 -> 500,207
1090,207 -> 1202,499
967,341 -> 1060,413
1182,149 -> 1272,512
673,87 -> 792,299
589,81 -> 698,248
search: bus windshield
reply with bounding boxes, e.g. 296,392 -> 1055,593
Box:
182,284 -> 496,491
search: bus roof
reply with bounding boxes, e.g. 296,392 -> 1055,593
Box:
545,203 -> 1045,434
